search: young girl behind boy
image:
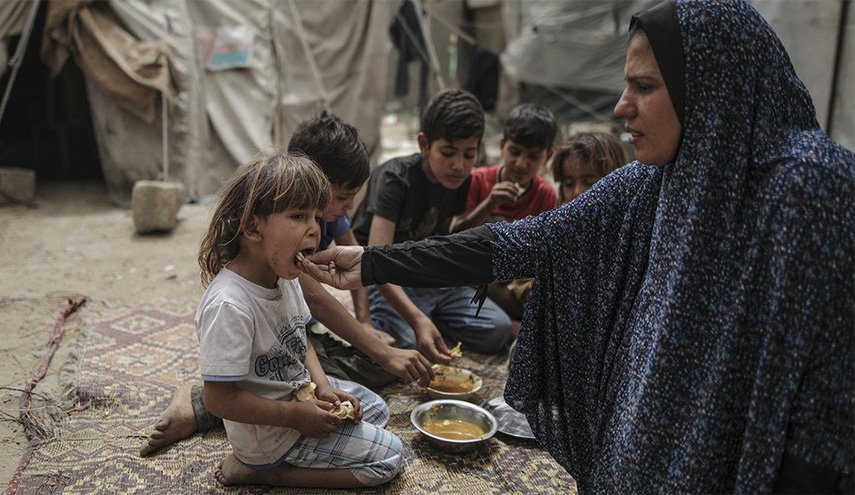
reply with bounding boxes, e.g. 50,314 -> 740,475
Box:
551,131 -> 628,204
196,150 -> 402,488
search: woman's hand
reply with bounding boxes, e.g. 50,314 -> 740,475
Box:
300,246 -> 364,290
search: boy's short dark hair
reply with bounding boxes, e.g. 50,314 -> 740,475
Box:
288,111 -> 370,189
420,89 -> 485,145
503,103 -> 557,151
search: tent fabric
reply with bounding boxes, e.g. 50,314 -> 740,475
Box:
0,0 -> 33,79
38,0 -> 393,204
41,0 -> 176,125
500,0 -> 659,93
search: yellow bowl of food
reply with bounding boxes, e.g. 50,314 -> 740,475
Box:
410,399 -> 498,453
427,364 -> 483,401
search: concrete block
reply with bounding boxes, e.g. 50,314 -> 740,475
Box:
131,180 -> 185,234
0,167 -> 36,205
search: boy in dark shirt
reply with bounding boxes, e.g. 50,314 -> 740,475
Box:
351,89 -> 512,363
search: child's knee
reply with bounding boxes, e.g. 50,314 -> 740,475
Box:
357,387 -> 390,426
467,318 -> 512,354
356,434 -> 403,486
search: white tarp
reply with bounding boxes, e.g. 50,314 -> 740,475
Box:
501,1 -> 660,93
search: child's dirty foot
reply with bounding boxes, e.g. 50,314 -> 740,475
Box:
216,454 -> 255,486
139,383 -> 197,456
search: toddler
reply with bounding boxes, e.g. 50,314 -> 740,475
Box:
196,151 -> 402,488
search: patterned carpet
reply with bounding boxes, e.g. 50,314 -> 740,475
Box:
8,301 -> 576,494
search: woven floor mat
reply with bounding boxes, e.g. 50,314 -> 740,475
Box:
8,301 -> 576,494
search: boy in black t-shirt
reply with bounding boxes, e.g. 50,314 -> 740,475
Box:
351,89 -> 512,363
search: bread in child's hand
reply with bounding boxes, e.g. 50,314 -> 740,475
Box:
332,400 -> 356,421
295,381 -> 317,402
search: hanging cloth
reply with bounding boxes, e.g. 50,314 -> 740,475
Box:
40,0 -> 176,124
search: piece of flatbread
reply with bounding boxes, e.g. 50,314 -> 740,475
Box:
332,400 -> 356,420
449,341 -> 463,358
294,381 -> 317,402
295,251 -> 305,263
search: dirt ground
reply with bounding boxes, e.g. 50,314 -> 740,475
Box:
0,181 -> 212,485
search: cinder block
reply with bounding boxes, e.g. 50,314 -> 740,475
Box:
131,180 -> 185,234
0,167 -> 36,205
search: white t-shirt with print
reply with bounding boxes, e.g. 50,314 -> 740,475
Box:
195,267 -> 312,466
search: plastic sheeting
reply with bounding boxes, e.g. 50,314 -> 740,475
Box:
501,1 -> 659,93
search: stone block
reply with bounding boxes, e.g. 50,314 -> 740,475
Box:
0,167 -> 36,205
131,180 -> 185,234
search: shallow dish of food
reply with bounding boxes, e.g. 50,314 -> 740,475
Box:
427,364 -> 483,401
410,399 -> 498,453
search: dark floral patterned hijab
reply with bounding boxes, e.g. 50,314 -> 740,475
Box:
495,0 -> 854,491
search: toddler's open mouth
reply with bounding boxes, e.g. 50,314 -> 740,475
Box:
294,248 -> 315,264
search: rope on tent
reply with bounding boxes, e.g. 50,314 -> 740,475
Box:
410,0 -> 446,91
286,0 -> 332,114
393,9 -> 432,69
541,84 -> 616,126
0,0 -> 40,127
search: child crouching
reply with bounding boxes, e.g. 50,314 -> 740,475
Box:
196,151 -> 402,488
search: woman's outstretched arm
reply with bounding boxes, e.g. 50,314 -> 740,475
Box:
302,225 -> 495,290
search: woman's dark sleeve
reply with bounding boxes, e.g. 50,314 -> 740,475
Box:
361,225 -> 494,288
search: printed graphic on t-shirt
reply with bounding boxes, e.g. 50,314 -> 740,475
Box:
253,315 -> 307,384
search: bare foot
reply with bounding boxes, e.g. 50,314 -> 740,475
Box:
139,383 -> 198,456
216,454 -> 258,486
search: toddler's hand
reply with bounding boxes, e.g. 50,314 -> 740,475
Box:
317,387 -> 363,422
291,400 -> 339,438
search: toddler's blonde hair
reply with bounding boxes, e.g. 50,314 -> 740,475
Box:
198,150 -> 330,286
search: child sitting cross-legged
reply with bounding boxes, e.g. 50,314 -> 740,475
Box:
196,151 -> 402,488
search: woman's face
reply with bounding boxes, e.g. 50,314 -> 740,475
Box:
614,33 -> 682,166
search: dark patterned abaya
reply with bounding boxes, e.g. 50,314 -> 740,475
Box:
357,0 -> 853,491
494,0 -> 854,491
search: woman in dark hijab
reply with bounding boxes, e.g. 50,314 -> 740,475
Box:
303,0 -> 853,491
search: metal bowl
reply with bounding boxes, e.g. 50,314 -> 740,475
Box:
426,364 -> 483,401
410,399 -> 498,453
